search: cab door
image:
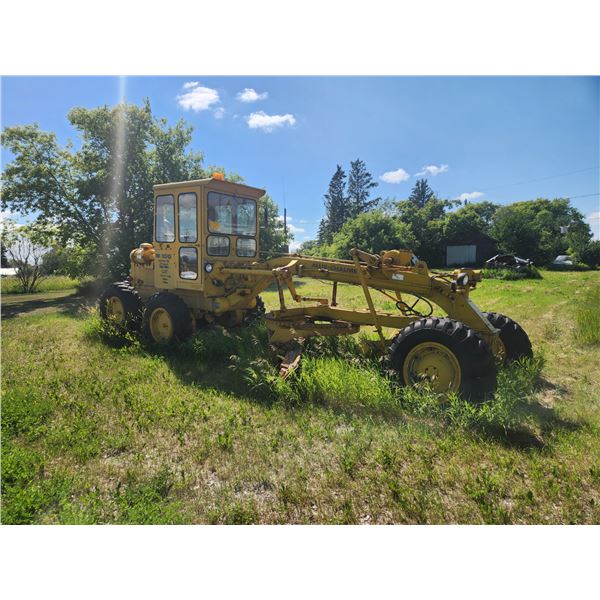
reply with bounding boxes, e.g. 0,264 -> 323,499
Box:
175,188 -> 202,291
154,193 -> 177,289
153,186 -> 202,291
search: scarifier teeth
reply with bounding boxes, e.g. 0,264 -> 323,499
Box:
279,344 -> 302,379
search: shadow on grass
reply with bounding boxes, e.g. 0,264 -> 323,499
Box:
1,291 -> 92,320
474,375 -> 580,451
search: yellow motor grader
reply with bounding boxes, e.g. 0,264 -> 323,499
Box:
99,174 -> 532,401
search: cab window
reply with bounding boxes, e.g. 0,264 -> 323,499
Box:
155,195 -> 175,242
178,193 -> 197,242
179,247 -> 198,280
207,192 -> 256,236
237,238 -> 256,257
207,235 -> 230,256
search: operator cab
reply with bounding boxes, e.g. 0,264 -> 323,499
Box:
130,174 -> 265,298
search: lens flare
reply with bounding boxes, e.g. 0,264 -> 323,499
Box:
102,76 -> 128,274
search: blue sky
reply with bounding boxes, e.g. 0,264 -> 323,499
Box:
2,76 -> 599,247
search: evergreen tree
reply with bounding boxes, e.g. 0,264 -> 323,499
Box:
346,158 -> 380,219
317,217 -> 330,245
318,165 -> 347,244
409,178 -> 435,208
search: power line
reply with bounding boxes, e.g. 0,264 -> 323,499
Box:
479,165 -> 599,193
567,192 -> 600,200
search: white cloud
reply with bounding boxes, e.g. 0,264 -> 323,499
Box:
246,111 -> 296,132
416,164 -> 449,177
277,215 -> 305,235
177,83 -> 220,112
588,211 -> 600,238
380,168 -> 410,184
457,191 -> 484,202
289,240 -> 302,252
237,88 -> 268,102
288,223 -> 305,235
213,107 -> 225,119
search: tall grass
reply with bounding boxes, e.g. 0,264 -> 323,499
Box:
575,286 -> 600,345
296,357 -> 395,409
1,275 -> 80,294
84,308 -> 546,436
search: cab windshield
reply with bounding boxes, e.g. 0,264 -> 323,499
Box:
207,192 -> 256,236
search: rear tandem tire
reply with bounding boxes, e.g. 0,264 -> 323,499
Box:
482,312 -> 532,364
98,281 -> 142,330
389,317 -> 497,403
142,292 -> 193,345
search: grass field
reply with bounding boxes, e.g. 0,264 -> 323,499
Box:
2,270 -> 599,524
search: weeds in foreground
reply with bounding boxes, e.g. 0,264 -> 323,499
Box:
574,286 -> 600,345
83,308 -> 142,352
84,308 -> 547,439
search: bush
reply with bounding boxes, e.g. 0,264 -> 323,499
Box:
323,211 -> 417,259
581,240 -> 600,268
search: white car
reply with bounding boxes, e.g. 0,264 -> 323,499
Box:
551,255 -> 574,267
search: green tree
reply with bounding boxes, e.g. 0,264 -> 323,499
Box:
326,211 -> 416,259
491,205 -> 540,260
581,240 -> 600,267
490,198 -> 591,265
297,239 -> 319,255
1,101 -> 237,279
318,165 -> 347,244
565,220 -> 593,262
2,221 -> 47,293
444,201 -> 499,241
346,159 -> 380,219
1,240 -> 9,268
408,178 -> 435,208
258,195 -> 292,258
393,196 -> 457,265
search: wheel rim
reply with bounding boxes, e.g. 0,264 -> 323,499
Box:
403,341 -> 462,393
149,307 -> 174,343
106,296 -> 125,324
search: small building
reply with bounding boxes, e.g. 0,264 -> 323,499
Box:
445,232 -> 498,267
0,267 -> 18,276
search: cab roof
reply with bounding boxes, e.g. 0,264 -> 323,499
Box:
153,177 -> 265,199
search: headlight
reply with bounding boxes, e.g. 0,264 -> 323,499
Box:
204,262 -> 214,273
456,273 -> 469,286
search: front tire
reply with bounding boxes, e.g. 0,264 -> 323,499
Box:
483,312 -> 532,364
99,281 -> 142,330
143,292 -> 193,344
389,317 -> 497,402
